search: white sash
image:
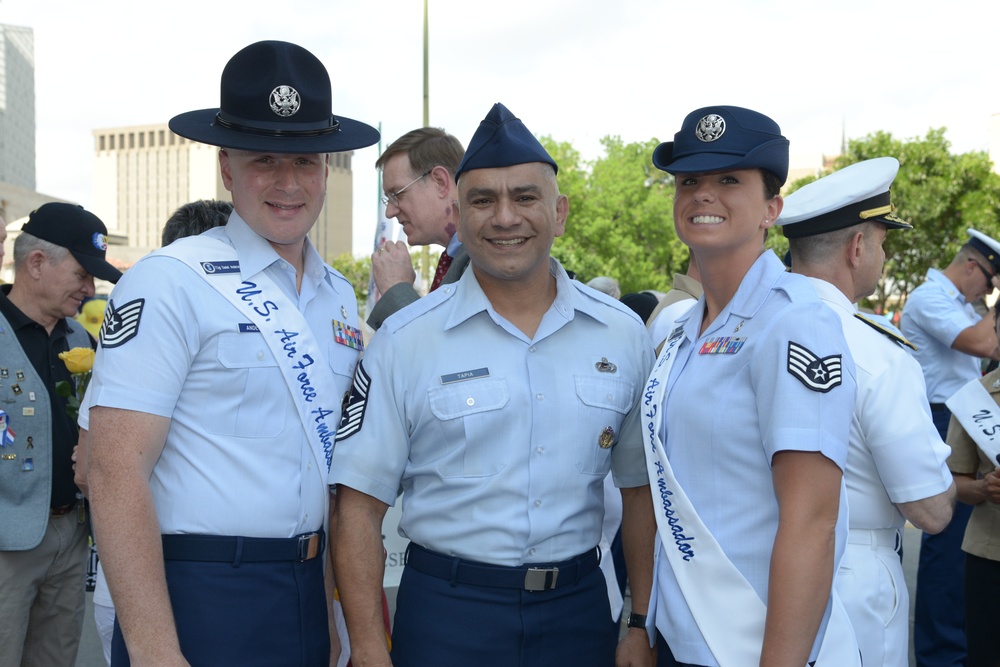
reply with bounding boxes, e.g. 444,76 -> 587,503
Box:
164,238 -> 342,483
946,377 -> 1000,466
643,326 -> 860,667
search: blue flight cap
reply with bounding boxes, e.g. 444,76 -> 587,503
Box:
454,103 -> 558,182
652,105 -> 789,185
778,157 -> 912,238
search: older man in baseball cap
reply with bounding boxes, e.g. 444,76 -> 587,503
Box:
0,203 -> 117,667
87,41 -> 378,666
330,103 -> 655,667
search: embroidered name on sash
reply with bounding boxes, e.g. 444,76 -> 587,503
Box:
699,336 -> 746,355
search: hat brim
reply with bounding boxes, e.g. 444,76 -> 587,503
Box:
169,109 -> 381,154
653,138 -> 789,185
72,251 -> 122,284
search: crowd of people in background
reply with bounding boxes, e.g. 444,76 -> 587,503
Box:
3,37 -> 1000,667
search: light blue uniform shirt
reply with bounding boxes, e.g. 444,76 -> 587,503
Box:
330,259 -> 655,566
649,252 -> 856,666
900,268 -> 982,403
89,213 -> 359,537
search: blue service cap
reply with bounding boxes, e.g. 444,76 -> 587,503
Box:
652,105 -> 789,185
454,103 -> 557,182
968,229 -> 1000,274
778,157 -> 912,238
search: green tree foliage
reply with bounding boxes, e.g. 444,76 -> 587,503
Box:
829,129 -> 1000,312
329,253 -> 372,307
541,136 -> 685,294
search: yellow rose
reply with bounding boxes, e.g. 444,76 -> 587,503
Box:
58,347 -> 95,374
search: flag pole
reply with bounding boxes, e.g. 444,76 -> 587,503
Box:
420,0 -> 431,287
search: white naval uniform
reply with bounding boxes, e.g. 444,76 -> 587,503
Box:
88,213 -> 359,538
647,251 -> 857,667
330,259 -> 655,567
810,277 -> 953,667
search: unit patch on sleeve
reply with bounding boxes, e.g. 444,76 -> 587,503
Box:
335,360 -> 371,442
99,298 -> 145,349
786,341 -> 843,393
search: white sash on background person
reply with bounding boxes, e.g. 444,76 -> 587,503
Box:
946,377 -> 1000,466
164,238 -> 342,484
643,326 -> 860,667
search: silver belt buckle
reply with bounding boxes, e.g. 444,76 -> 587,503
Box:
297,533 -> 320,561
524,567 -> 559,591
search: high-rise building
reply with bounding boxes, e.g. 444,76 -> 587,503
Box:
0,24 -> 36,191
92,123 -> 354,259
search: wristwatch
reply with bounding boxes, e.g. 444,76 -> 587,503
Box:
626,612 -> 647,629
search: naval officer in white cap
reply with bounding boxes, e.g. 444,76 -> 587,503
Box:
780,157 -> 957,667
901,218 -> 1000,666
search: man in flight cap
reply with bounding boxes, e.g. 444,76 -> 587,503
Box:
0,203 -> 119,667
901,219 -> 1000,667
780,157 -> 956,667
87,40 -> 378,666
330,103 -> 655,667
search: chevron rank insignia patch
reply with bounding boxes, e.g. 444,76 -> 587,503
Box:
335,360 -> 371,442
99,298 -> 145,349
787,341 -> 843,393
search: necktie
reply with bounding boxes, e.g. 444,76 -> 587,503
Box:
430,251 -> 453,291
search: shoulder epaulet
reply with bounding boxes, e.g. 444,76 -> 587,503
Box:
853,313 -> 917,351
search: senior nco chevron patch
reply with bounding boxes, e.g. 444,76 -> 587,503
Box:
99,298 -> 145,349
335,360 -> 372,442
786,341 -> 843,393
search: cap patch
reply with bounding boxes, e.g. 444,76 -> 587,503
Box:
695,114 -> 726,142
92,233 -> 108,252
270,85 -> 300,117
786,341 -> 843,393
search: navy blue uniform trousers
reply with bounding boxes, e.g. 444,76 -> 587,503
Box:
110,556 -> 328,666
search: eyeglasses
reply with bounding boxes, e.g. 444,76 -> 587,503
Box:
381,170 -> 431,207
970,259 -> 996,287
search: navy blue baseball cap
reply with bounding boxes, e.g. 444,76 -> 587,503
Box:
21,203 -> 122,283
170,41 -> 380,154
652,106 -> 789,186
455,103 -> 557,182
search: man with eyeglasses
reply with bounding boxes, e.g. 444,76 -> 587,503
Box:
901,227 -> 1000,667
367,127 -> 468,330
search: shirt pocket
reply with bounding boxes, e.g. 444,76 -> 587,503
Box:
428,378 -> 510,478
206,333 -> 286,438
574,375 -> 635,474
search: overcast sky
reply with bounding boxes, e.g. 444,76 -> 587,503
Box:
2,0 -> 997,255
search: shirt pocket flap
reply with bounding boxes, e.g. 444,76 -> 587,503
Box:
429,378 -> 509,420
574,376 -> 635,414
216,333 -> 276,368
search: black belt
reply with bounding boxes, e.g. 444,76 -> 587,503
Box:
930,403 -> 949,412
161,530 -> 323,564
405,543 -> 599,592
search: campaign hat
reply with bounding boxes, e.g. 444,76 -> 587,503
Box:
169,40 -> 379,154
21,203 -> 122,283
455,103 -> 557,182
652,105 -> 789,185
778,157 -> 911,238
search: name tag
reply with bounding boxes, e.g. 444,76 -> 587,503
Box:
238,323 -> 260,333
200,260 -> 241,274
441,367 -> 490,384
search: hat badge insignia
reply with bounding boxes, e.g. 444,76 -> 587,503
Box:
270,85 -> 301,117
695,114 -> 726,143
92,233 -> 108,251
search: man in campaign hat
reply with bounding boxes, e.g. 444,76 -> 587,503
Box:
780,157 -> 956,667
0,203 -> 118,666
901,221 -> 1000,666
87,40 -> 378,666
330,103 -> 655,667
